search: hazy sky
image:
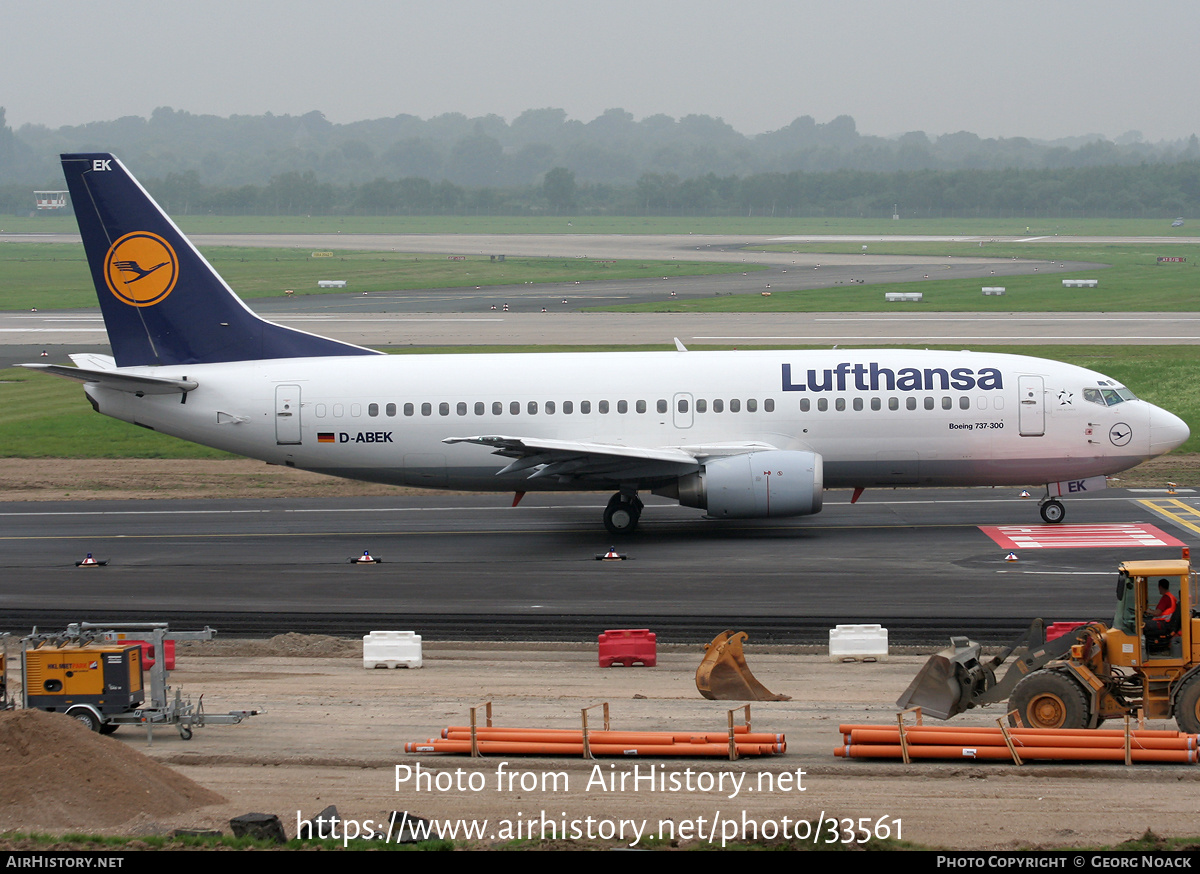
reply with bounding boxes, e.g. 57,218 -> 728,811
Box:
4,0 -> 1198,142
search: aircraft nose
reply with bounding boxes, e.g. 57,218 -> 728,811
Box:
1149,404 -> 1190,456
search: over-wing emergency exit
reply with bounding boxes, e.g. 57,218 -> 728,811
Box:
24,154 -> 1190,534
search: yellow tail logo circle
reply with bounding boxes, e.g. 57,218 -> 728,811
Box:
103,232 -> 178,307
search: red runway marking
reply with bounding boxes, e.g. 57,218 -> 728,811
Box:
979,524 -> 1185,550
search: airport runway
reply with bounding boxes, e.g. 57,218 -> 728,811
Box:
0,487 -> 1194,643
11,229 -> 1176,258
3,309 -> 1198,369
3,232 -> 1195,641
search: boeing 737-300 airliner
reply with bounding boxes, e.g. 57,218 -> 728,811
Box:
24,154 -> 1190,534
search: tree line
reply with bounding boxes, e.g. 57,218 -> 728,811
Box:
7,162 -> 1195,219
4,106 -> 1200,217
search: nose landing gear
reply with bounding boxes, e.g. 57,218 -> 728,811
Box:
1039,496 -> 1065,524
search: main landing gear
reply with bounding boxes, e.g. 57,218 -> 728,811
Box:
604,492 -> 643,535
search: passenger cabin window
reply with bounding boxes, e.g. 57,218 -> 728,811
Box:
657,399 -> 668,414
457,402 -> 467,416
599,400 -> 610,414
564,401 -> 574,414
617,400 -> 628,414
581,401 -> 591,414
368,403 -> 379,417
404,403 -> 414,416
386,403 -> 397,417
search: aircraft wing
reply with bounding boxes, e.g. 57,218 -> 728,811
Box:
443,435 -> 704,481
443,435 -> 782,482
19,363 -> 197,395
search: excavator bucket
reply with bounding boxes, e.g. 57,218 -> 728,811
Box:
896,637 -> 991,720
695,630 -> 791,701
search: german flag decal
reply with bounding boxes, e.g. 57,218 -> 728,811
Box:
317,432 -> 335,443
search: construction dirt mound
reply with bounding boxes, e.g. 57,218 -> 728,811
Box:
0,710 -> 226,831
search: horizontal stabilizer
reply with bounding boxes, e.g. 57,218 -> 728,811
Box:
20,363 -> 197,395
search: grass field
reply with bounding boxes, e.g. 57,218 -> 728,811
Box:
6,236 -> 1200,313
4,343 -> 1197,458
5,214 -> 1197,237
602,239 -> 1200,312
0,243 -> 761,311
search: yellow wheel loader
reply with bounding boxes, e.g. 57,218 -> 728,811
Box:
898,549 -> 1200,731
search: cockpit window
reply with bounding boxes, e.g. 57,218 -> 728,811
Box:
1085,385 -> 1138,407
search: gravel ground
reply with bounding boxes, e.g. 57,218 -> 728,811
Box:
2,638 -> 1197,850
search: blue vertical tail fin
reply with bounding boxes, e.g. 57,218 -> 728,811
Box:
61,153 -> 380,366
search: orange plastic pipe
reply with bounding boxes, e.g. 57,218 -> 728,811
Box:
836,744 -> 1194,763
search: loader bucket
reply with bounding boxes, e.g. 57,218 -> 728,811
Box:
695,630 -> 791,701
896,637 -> 986,720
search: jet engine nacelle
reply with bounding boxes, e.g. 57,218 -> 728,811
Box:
663,450 -> 824,518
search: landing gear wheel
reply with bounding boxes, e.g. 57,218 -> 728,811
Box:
604,494 -> 642,535
1040,499 -> 1065,524
1174,674 -> 1200,734
67,708 -> 101,733
1008,670 -> 1089,729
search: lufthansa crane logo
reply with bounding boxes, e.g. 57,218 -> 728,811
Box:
103,232 -> 178,307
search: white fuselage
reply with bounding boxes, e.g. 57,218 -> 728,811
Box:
83,348 -> 1187,493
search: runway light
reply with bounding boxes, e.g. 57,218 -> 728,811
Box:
1005,552 -> 1019,562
